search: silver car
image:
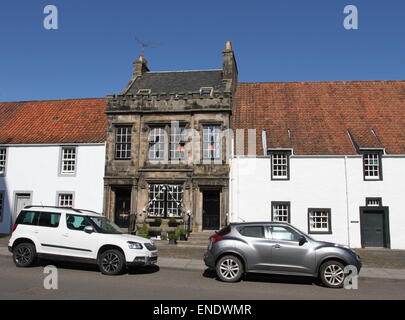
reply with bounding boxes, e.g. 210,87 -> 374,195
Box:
203,222 -> 362,288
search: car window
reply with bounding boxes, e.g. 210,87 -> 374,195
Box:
38,212 -> 61,228
238,226 -> 265,238
270,226 -> 301,242
66,214 -> 92,231
15,211 -> 40,226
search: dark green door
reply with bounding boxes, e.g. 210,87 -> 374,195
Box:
362,211 -> 385,247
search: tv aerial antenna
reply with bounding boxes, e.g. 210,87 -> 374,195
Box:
133,37 -> 161,56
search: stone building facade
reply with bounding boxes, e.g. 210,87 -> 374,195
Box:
103,42 -> 238,234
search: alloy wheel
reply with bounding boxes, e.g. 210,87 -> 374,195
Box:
15,246 -> 32,265
219,258 -> 240,280
101,252 -> 120,273
324,264 -> 345,286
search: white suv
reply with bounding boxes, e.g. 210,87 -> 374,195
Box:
8,206 -> 158,275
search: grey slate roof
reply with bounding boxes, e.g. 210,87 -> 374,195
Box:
128,70 -> 224,94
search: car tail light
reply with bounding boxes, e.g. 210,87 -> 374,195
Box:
211,233 -> 228,243
12,224 -> 18,232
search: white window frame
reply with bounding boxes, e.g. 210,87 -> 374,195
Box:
271,152 -> 290,180
0,148 -> 6,175
60,147 -> 77,175
147,184 -> 183,218
308,209 -> 332,234
200,87 -> 213,97
57,193 -> 74,208
115,126 -> 132,160
363,152 -> 382,181
272,202 -> 290,223
203,125 -> 221,160
149,127 -> 166,160
170,126 -> 186,160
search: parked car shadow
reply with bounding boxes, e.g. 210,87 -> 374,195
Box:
36,259 -> 159,275
202,268 -> 317,286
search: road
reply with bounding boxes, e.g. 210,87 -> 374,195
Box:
0,255 -> 404,300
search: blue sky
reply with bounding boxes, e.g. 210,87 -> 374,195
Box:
0,0 -> 404,101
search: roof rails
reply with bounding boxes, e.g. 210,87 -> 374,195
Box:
24,205 -> 82,213
75,208 -> 102,215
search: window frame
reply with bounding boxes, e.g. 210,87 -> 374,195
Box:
202,125 -> 221,161
307,208 -> 332,235
271,201 -> 291,223
56,192 -> 75,208
147,183 -> 184,218
60,146 -> 77,175
269,150 -> 291,181
170,125 -> 187,161
362,150 -> 383,181
199,87 -> 214,97
148,126 -> 167,161
115,125 -> 133,160
0,147 -> 7,176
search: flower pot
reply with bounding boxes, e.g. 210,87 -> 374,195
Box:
179,234 -> 187,241
168,239 -> 177,245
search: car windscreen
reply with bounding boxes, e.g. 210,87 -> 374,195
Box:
88,216 -> 123,234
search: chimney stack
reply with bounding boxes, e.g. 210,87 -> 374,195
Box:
133,54 -> 150,78
222,41 -> 238,92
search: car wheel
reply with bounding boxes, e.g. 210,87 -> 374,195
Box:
99,249 -> 126,276
319,260 -> 346,288
13,243 -> 37,268
216,255 -> 244,283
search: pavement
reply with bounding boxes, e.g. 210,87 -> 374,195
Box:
2,235 -> 405,281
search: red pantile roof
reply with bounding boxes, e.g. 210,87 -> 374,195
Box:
234,81 -> 405,155
1,81 -> 404,155
0,98 -> 107,144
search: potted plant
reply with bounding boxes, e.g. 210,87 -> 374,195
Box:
168,232 -> 178,245
149,217 -> 162,227
168,217 -> 178,227
176,226 -> 188,241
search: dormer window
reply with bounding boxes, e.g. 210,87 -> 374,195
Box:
362,150 -> 383,181
137,89 -> 151,95
200,87 -> 213,97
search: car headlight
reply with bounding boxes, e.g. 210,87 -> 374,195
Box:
127,241 -> 143,249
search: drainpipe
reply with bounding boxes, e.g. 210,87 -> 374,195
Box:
344,156 -> 351,247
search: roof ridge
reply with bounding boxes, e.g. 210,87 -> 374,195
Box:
238,80 -> 405,85
146,69 -> 222,74
0,97 -> 106,104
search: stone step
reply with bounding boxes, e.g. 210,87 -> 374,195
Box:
188,234 -> 213,240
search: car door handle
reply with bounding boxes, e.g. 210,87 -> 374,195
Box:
34,230 -> 39,234
274,244 -> 281,249
62,234 -> 69,237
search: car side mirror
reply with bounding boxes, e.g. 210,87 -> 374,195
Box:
84,226 -> 94,234
298,236 -> 307,246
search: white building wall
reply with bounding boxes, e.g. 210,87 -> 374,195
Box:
0,144 -> 106,234
230,155 -> 405,249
